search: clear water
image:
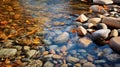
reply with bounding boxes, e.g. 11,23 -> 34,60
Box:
20,0 -> 120,66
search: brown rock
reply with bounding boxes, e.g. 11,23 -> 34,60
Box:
109,37 -> 120,54
102,17 -> 120,28
77,26 -> 87,36
76,14 -> 88,22
79,37 -> 92,47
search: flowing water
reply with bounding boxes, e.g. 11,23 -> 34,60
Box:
20,0 -> 120,66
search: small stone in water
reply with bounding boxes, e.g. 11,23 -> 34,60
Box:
26,50 -> 39,58
94,60 -> 106,64
54,32 -> 69,44
67,56 -> 79,63
83,62 -> 95,67
24,46 -> 30,51
79,37 -> 92,47
96,23 -> 108,29
61,64 -> 68,67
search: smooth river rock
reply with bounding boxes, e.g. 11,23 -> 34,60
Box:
92,29 -> 111,40
76,14 -> 88,22
0,48 -> 17,58
93,0 -> 113,4
77,26 -> 87,36
54,32 -> 69,44
102,17 -> 120,28
79,37 -> 92,47
109,37 -> 120,54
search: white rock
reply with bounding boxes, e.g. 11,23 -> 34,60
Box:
0,49 -> 17,57
92,29 -> 111,39
54,32 -> 69,44
79,37 -> 92,47
76,14 -> 88,22
77,26 -> 87,36
93,0 -> 113,4
88,18 -> 101,25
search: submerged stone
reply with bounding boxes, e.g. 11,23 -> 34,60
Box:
54,32 -> 69,44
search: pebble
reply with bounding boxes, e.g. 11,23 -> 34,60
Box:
49,45 -> 58,50
44,54 -> 53,58
94,60 -> 106,64
61,46 -> 67,52
110,29 -> 118,37
87,55 -> 94,62
0,48 -> 17,58
27,60 -> 43,67
54,32 -> 69,44
42,51 -> 49,55
106,54 -> 120,61
83,23 -> 94,28
23,46 -> 30,51
76,14 -> 88,22
77,26 -> 87,36
52,54 -> 62,59
61,64 -> 68,67
15,46 -> 22,51
43,61 -> 54,67
69,50 -> 77,55
96,23 -> 108,29
67,55 -> 79,63
83,62 -> 96,67
79,37 -> 92,47
80,59 -> 88,64
88,18 -> 101,25
92,29 -> 111,40
49,49 -> 56,54
75,63 -> 81,67
26,50 -> 39,58
43,39 -> 52,45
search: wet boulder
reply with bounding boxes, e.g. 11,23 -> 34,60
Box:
102,17 -> 120,28
109,37 -> 120,54
90,5 -> 108,14
113,0 -> 120,4
92,29 -> 111,40
93,0 -> 113,4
